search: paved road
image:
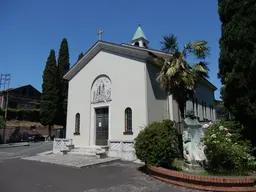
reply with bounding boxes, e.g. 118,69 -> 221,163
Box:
0,142 -> 202,192
0,159 -> 199,192
0,141 -> 52,161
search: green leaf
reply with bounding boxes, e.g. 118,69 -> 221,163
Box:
160,34 -> 179,53
166,66 -> 177,77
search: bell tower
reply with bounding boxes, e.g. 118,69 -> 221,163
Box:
131,25 -> 149,48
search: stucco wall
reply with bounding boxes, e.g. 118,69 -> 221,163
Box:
171,80 -> 216,123
172,98 -> 180,123
145,63 -> 168,124
193,81 -> 216,122
66,50 -> 147,147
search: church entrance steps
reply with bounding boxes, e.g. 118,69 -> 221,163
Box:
68,151 -> 98,158
68,146 -> 107,159
72,147 -> 106,153
73,145 -> 105,151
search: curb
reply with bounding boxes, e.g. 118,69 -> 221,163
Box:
37,151 -> 53,156
147,165 -> 256,192
0,142 -> 30,149
80,158 -> 121,168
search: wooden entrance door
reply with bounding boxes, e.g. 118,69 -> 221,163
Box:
95,107 -> 109,145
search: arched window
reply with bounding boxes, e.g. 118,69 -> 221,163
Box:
134,42 -> 139,46
74,113 -> 80,135
124,108 -> 133,135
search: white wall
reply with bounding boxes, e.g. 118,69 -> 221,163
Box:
145,63 -> 168,123
194,82 -> 216,122
171,80 -> 216,123
66,50 -> 147,147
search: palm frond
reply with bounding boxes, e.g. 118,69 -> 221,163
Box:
193,62 -> 208,72
179,60 -> 186,69
183,43 -> 192,58
153,57 -> 165,68
160,34 -> 178,53
192,61 -> 209,78
156,72 -> 170,90
166,65 -> 177,77
194,61 -> 209,72
191,40 -> 210,59
181,69 -> 196,89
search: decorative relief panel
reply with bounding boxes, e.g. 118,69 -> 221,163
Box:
109,141 -> 121,150
123,142 -> 134,152
53,139 -> 73,154
91,76 -> 111,104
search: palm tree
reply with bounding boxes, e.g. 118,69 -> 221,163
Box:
154,34 -> 209,120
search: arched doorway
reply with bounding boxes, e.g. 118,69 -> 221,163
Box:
91,75 -> 111,145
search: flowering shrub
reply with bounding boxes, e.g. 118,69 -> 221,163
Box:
203,122 -> 256,173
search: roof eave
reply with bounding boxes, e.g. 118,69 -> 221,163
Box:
148,52 -> 217,91
63,41 -> 150,81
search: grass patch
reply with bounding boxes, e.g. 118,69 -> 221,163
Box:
169,158 -> 184,171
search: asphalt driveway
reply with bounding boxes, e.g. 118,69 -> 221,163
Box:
0,141 -> 52,161
0,159 -> 201,192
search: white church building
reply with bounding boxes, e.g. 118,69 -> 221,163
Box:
62,25 -> 217,160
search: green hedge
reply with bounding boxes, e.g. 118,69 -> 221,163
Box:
134,119 -> 181,169
0,108 -> 40,122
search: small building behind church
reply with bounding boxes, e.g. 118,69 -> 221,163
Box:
63,26 -> 217,160
0,84 -> 41,110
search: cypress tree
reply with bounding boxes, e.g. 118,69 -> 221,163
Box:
77,52 -> 84,62
56,38 -> 70,136
40,49 -> 59,136
218,0 -> 256,146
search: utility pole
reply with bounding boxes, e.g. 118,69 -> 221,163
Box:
0,73 -> 11,143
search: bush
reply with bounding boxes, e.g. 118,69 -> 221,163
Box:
5,109 -> 40,121
134,119 -> 181,169
204,122 -> 256,174
0,108 -> 3,116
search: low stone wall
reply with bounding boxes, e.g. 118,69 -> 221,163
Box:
147,165 -> 256,192
53,138 -> 73,154
107,140 -> 137,161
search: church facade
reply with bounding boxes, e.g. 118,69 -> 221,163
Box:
63,26 -> 216,160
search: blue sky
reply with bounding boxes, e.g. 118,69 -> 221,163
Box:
1,0 -> 221,99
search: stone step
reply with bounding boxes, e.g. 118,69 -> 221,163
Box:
76,146 -> 103,150
66,144 -> 75,150
69,150 -> 107,159
70,146 -> 107,158
69,151 -> 98,157
72,148 -> 106,154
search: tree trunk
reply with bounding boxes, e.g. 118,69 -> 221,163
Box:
63,126 -> 66,138
178,99 -> 185,121
48,125 -> 52,137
